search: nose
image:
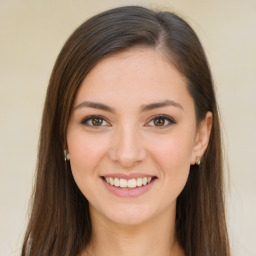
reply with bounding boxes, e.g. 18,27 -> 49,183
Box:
108,124 -> 147,168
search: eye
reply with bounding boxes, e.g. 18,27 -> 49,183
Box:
146,115 -> 176,128
81,115 -> 110,127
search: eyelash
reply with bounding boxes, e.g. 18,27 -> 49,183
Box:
81,115 -> 110,127
146,114 -> 176,128
81,114 -> 176,128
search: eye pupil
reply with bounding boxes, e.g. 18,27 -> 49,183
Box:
154,118 -> 165,126
92,117 -> 103,126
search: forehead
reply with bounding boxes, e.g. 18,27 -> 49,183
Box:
74,48 -> 193,111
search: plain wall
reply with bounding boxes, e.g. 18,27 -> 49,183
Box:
0,0 -> 255,255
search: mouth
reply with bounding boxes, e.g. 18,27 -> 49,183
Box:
101,176 -> 157,189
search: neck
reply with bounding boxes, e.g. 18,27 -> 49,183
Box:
83,204 -> 184,256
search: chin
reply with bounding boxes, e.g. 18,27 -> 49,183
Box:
108,212 -> 151,226
93,203 -> 155,227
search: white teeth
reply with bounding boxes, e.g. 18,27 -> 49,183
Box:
114,178 -> 119,187
136,178 -> 143,187
105,176 -> 154,188
120,178 -> 128,188
128,178 -> 136,188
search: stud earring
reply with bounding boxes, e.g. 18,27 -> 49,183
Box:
64,150 -> 70,161
196,156 -> 201,166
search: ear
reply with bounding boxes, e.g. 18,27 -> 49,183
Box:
191,111 -> 212,165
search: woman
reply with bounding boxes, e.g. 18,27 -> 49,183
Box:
22,6 -> 230,256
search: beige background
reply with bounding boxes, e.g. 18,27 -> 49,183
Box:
0,0 -> 255,255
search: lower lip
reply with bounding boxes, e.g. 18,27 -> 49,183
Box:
102,178 -> 157,197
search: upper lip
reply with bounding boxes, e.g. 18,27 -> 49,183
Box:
102,173 -> 156,179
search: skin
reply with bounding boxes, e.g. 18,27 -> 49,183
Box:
66,47 -> 212,256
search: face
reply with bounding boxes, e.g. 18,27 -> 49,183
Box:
66,48 -> 209,226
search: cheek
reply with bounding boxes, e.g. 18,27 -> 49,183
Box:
149,132 -> 194,168
67,132 -> 109,178
148,133 -> 193,194
67,132 -> 111,201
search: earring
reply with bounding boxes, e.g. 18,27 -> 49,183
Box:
196,156 -> 201,166
64,150 -> 70,161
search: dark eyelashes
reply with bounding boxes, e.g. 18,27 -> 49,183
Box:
146,114 -> 176,129
150,114 -> 176,124
80,114 -> 176,128
81,115 -> 109,126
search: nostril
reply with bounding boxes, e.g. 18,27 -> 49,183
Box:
107,138 -> 147,167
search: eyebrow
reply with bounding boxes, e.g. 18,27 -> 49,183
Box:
74,101 -> 115,112
74,99 -> 183,113
140,100 -> 183,112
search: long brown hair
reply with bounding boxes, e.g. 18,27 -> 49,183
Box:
22,6 -> 230,256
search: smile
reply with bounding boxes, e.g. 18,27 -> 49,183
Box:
102,175 -> 157,197
104,176 -> 155,188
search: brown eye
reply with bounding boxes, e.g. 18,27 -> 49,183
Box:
147,115 -> 176,128
153,117 -> 166,126
81,115 -> 109,127
92,117 -> 103,126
